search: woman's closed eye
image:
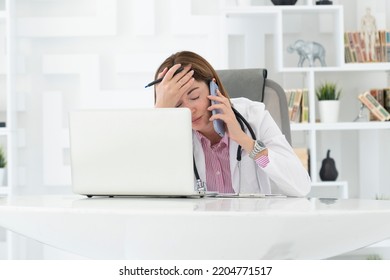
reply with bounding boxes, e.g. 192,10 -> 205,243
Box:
189,95 -> 199,101
187,87 -> 200,101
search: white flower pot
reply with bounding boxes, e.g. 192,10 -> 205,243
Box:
0,168 -> 5,186
319,100 -> 340,123
236,0 -> 251,6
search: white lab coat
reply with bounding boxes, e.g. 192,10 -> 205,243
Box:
193,97 -> 311,197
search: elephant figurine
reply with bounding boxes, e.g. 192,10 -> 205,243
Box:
287,40 -> 326,67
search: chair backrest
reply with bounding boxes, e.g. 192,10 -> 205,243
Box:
217,68 -> 292,145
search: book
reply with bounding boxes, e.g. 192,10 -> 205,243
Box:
380,30 -> 386,62
286,89 -> 295,121
300,88 -> 309,123
345,32 -> 355,63
384,88 -> 390,113
285,88 -> 309,123
290,89 -> 303,123
344,30 -> 390,63
353,32 -> 364,62
374,32 -> 381,62
369,89 -> 384,120
344,33 -> 352,63
387,31 -> 390,63
357,91 -> 390,121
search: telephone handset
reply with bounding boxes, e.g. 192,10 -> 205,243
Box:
209,80 -> 225,137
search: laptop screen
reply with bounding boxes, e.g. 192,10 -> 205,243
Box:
69,108 -> 196,197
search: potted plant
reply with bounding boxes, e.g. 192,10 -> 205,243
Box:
0,146 -> 6,186
316,82 -> 341,123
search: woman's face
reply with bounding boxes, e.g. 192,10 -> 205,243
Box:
175,79 -> 213,133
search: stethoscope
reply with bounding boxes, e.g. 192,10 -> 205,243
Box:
193,107 -> 258,193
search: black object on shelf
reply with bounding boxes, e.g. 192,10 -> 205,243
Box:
319,150 -> 338,181
271,0 -> 297,5
0,122 -> 5,128
316,0 -> 332,5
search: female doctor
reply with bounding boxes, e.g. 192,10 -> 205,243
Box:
153,51 -> 311,197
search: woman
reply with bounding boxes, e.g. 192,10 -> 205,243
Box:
154,51 -> 311,197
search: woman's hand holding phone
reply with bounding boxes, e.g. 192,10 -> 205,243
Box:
209,81 -> 225,137
208,82 -> 252,147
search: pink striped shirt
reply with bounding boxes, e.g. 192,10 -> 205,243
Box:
195,132 -> 270,193
195,131 -> 234,193
256,154 -> 270,168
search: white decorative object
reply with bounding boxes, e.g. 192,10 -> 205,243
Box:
353,104 -> 370,122
360,7 -> 378,61
287,40 -> 326,67
316,82 -> 341,123
0,168 -> 4,186
319,100 -> 340,123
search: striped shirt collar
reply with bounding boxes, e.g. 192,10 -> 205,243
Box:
194,130 -> 229,149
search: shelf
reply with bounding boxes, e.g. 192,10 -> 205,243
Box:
310,181 -> 349,199
282,63 -> 390,72
311,181 -> 348,187
224,7 -> 279,17
224,5 -> 341,15
339,63 -> 390,72
290,123 -> 312,131
0,128 -> 9,136
291,122 -> 390,131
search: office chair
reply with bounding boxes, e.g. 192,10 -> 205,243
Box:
217,69 -> 292,145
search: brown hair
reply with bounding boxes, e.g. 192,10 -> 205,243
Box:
154,51 -> 230,99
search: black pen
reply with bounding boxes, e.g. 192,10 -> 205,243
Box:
144,66 -> 184,88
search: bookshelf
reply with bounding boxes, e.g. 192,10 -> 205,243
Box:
221,0 -> 390,200
291,121 -> 390,131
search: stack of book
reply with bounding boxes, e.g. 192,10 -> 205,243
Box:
344,30 -> 390,63
285,88 -> 309,123
357,91 -> 390,121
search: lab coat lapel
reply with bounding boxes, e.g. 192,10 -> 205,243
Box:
192,133 -> 206,184
229,139 -> 240,192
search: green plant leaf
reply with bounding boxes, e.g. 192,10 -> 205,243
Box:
316,82 -> 341,100
0,146 -> 6,168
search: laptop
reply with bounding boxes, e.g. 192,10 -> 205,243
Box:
69,108 -> 207,198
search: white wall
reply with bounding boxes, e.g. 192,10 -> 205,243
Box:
7,0 -> 228,258
13,0 -> 226,195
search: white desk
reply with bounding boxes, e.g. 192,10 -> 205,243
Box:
1,195 -> 390,259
